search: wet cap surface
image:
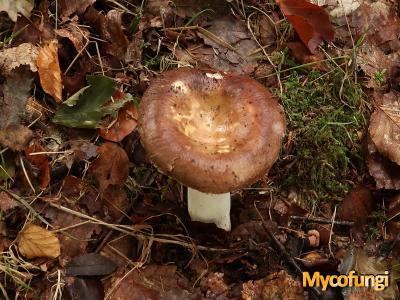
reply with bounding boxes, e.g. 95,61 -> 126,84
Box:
139,68 -> 286,193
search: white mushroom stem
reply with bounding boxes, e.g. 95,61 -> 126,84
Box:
187,188 -> 231,231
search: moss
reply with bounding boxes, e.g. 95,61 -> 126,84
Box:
271,51 -> 369,206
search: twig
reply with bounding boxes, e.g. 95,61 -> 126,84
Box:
290,215 -> 354,226
44,201 -> 233,252
254,204 -> 322,298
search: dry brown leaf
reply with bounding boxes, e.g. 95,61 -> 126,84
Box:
55,23 -> 90,52
25,143 -> 50,189
276,0 -> 334,54
36,40 -> 62,103
59,0 -> 96,18
99,102 -> 138,142
366,135 -> 400,189
0,66 -> 34,129
339,186 -> 373,223
41,205 -> 102,261
17,224 -> 60,259
369,91 -> 400,165
242,270 -> 304,300
0,124 -> 33,151
0,191 -> 19,212
0,43 -> 39,74
89,142 -> 130,192
0,0 -> 34,22
104,10 -> 129,61
107,265 -> 186,300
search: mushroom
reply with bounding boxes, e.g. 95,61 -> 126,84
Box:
139,68 -> 286,231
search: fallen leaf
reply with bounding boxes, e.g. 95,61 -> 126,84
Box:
242,270 -> 304,300
17,224 -> 61,259
107,265 -> 185,300
89,142 -> 129,192
62,176 -> 101,216
53,75 -> 118,128
25,143 -> 50,189
367,135 -> 400,189
276,0 -> 335,54
339,186 -> 373,223
59,0 -> 96,18
66,277 -> 104,300
0,0 -> 34,22
69,140 -> 98,161
369,91 -> 400,165
0,66 -> 34,129
100,186 -> 128,220
104,10 -> 129,61
0,191 -> 19,212
55,23 -> 90,52
173,0 -> 229,18
287,42 -> 325,70
175,15 -> 259,74
41,205 -> 102,261
66,253 -> 116,276
339,248 -> 399,299
200,272 -> 228,298
0,124 -> 33,151
36,40 -> 62,103
0,43 -> 39,74
99,102 -> 138,142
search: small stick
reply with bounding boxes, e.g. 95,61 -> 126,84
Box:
255,204 -> 322,298
290,215 -> 354,226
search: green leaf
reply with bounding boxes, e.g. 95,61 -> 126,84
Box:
53,75 -> 116,128
100,93 -> 134,116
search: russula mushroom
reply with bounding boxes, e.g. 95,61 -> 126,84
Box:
139,68 -> 285,231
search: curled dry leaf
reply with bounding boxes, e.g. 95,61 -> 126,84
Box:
99,102 -> 138,142
0,43 -> 39,74
89,142 -> 129,192
17,224 -> 60,259
55,23 -> 90,52
0,124 -> 33,151
367,135 -> 400,189
276,0 -> 334,54
369,95 -> 400,165
25,143 -> 50,189
0,0 -> 34,22
36,40 -> 62,103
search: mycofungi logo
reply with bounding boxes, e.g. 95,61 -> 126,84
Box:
302,271 -> 390,291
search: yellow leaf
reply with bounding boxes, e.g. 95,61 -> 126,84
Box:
36,40 -> 62,103
17,224 -> 60,259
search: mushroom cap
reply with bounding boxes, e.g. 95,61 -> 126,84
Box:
139,68 -> 286,194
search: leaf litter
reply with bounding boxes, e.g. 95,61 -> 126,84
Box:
0,0 -> 399,299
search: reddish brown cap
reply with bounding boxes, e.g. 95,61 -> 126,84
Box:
139,68 -> 286,193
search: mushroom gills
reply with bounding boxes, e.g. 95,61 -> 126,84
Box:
187,187 -> 231,231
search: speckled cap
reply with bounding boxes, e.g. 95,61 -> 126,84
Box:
139,68 -> 286,193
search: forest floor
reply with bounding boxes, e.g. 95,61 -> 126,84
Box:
0,0 -> 399,299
